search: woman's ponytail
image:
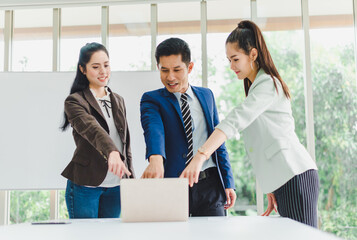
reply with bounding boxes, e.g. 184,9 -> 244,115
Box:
227,20 -> 290,99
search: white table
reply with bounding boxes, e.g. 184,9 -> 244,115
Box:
0,216 -> 341,240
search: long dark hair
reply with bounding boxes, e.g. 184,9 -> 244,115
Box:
60,42 -> 109,131
226,20 -> 290,98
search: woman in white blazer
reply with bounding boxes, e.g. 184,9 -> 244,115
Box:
181,20 -> 319,227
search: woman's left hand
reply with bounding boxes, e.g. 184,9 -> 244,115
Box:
179,154 -> 206,187
262,193 -> 277,216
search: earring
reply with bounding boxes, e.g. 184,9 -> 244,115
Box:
251,61 -> 259,70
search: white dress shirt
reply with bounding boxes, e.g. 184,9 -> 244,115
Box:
174,86 -> 216,171
216,69 -> 317,193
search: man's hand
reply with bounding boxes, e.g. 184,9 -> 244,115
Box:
224,188 -> 237,209
108,151 -> 131,178
179,153 -> 206,187
141,155 -> 164,178
262,193 -> 278,216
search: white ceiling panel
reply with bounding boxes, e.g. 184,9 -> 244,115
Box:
109,4 -> 150,23
14,8 -> 52,28
207,0 -> 250,20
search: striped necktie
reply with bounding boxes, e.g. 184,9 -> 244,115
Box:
180,93 -> 193,165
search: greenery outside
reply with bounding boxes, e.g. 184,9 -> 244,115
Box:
216,30 -> 357,239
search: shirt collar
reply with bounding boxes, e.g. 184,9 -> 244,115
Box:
89,87 -> 111,100
173,85 -> 193,102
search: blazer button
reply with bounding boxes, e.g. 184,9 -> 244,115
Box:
182,153 -> 187,158
120,128 -> 124,132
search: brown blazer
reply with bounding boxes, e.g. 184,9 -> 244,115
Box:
61,87 -> 135,186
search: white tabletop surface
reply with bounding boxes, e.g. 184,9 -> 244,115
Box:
0,216 -> 341,240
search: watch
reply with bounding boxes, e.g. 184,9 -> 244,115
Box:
197,146 -> 209,160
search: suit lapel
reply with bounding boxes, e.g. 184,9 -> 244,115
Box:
191,86 -> 213,130
163,88 -> 185,127
83,88 -> 107,121
108,88 -> 126,143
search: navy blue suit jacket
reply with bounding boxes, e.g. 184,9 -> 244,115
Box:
140,86 -> 235,189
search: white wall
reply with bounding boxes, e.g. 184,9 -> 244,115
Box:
0,71 -> 161,190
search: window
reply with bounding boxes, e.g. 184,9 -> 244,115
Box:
10,190 -> 50,224
12,9 -> 52,71
207,0 -> 252,215
109,4 -> 151,71
61,6 -> 101,71
255,0 -> 307,145
256,0 -> 306,218
10,8 -> 53,222
58,190 -> 68,219
158,2 -> 202,86
309,0 -> 356,238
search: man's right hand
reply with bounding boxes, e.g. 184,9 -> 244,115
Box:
141,155 -> 164,178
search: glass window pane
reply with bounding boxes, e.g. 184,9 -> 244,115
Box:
10,190 -> 50,224
257,0 -> 301,18
309,1 -> 356,239
207,0 -> 252,215
58,190 -> 68,219
309,0 -> 353,29
259,0 -> 306,218
61,6 -> 101,71
208,0 -> 250,33
256,0 -> 302,31
0,10 -> 4,71
256,0 -> 306,145
158,2 -> 201,86
12,9 -> 52,71
109,4 -> 151,71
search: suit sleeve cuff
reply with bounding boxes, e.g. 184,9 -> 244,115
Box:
224,179 -> 236,190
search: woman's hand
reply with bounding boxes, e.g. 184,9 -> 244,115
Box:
108,151 -> 131,178
179,153 -> 206,187
262,193 -> 277,216
180,129 -> 228,187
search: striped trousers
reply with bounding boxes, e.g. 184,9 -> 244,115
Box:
273,169 -> 319,228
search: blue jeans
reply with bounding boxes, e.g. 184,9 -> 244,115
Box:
65,180 -> 121,219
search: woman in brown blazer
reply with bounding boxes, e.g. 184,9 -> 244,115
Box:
61,42 -> 135,219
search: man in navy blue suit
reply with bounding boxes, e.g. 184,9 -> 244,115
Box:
140,38 -> 236,216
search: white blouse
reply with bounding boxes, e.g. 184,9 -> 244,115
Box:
90,88 -> 123,188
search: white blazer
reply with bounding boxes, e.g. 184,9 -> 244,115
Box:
216,69 -> 317,193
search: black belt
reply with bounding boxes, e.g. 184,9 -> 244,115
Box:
198,167 -> 218,181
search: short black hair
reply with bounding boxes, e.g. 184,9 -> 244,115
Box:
155,38 -> 191,66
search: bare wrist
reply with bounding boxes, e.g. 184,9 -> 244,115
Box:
109,151 -> 119,157
197,146 -> 209,160
196,153 -> 207,163
149,155 -> 164,164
